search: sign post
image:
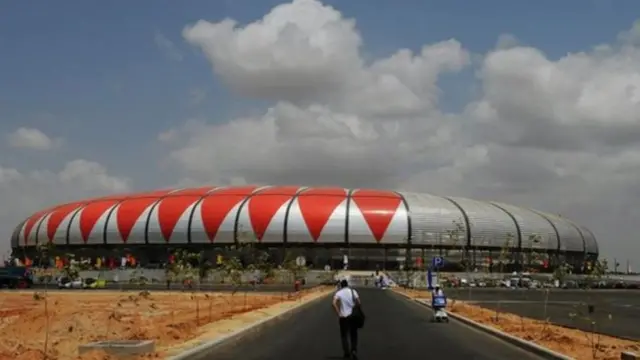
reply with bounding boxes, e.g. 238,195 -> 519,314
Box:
432,256 -> 444,269
296,256 -> 306,267
428,256 -> 444,290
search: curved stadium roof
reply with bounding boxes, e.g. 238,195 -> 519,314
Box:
10,185 -> 598,255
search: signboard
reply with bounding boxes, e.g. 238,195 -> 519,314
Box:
296,256 -> 306,266
431,256 -> 444,269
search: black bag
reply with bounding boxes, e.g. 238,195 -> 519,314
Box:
350,288 -> 365,328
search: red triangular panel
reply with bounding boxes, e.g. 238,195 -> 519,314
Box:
352,190 -> 402,242
80,200 -> 118,243
157,196 -> 200,242
248,195 -> 292,241
298,188 -> 346,242
200,195 -> 246,242
46,203 -> 84,242
247,187 -> 300,241
116,198 -> 158,242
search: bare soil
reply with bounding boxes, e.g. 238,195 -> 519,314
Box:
0,287 -> 327,359
397,288 -> 640,360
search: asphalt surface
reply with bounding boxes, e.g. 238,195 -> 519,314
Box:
445,288 -> 640,340
208,288 -> 545,360
26,283 -> 314,293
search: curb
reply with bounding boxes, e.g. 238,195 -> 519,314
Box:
168,290 -> 332,360
393,290 -> 574,360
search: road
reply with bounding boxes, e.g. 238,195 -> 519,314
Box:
445,288 -> 640,340
208,288 -> 545,360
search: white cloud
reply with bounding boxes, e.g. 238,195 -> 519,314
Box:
7,127 -> 62,151
159,0 -> 640,262
0,160 -> 131,256
183,0 -> 363,103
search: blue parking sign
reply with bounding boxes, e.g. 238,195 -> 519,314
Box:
432,256 -> 444,269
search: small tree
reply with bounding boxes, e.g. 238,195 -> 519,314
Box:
129,267 -> 149,297
553,261 -> 571,286
33,242 -> 54,359
236,228 -> 266,308
568,260 -> 610,359
493,233 -> 515,322
62,254 -> 80,281
447,219 -> 470,298
256,250 -> 275,284
172,250 -> 205,323
281,250 -> 308,298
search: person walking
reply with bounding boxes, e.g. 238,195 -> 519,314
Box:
332,279 -> 361,359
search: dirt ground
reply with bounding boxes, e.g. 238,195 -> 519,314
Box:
397,289 -> 640,360
0,287 -> 329,360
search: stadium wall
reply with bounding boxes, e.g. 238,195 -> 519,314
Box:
9,185 -> 598,272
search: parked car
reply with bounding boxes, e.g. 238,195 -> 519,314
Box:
85,278 -> 106,289
57,276 -> 105,289
58,276 -> 87,289
0,266 -> 33,289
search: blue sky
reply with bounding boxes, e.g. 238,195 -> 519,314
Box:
2,0 -> 639,189
2,1 -> 640,263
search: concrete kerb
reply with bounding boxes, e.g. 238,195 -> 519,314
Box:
168,290 -> 333,360
392,290 -> 575,360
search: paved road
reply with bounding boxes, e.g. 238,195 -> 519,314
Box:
445,288 -> 640,340
208,288 -> 545,360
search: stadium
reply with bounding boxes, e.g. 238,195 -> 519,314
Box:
10,185 -> 598,273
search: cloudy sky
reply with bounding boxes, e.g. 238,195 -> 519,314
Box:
1,0 -> 639,266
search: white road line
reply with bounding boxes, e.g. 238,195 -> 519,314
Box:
464,300 -> 582,305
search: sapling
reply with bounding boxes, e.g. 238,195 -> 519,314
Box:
221,255 -> 244,314
516,233 -> 543,330
566,259 -> 610,359
238,230 -> 258,309
281,251 -> 308,300
494,233 -> 515,322
35,243 -> 53,359
447,219 -> 470,300
173,250 -> 204,324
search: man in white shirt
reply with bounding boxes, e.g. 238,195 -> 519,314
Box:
332,279 -> 361,359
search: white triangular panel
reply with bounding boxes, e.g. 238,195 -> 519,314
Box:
347,201 -> 374,244
34,213 -> 53,246
286,198 -> 348,244
380,204 -> 408,244
67,203 -> 118,245
105,202 -> 156,244
190,199 -> 240,244
147,198 -> 199,244
52,207 -> 84,245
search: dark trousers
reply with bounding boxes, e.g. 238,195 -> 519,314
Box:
339,316 -> 358,355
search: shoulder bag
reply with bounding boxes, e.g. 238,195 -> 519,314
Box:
350,288 -> 365,328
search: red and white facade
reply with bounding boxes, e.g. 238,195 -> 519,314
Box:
9,185 -> 598,260
11,186 -> 410,247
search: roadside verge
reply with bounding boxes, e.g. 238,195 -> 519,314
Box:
167,288 -> 333,360
393,289 -> 574,360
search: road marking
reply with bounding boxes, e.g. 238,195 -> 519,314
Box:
465,300 -> 582,305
